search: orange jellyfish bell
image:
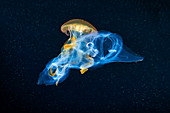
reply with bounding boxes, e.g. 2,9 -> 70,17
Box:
61,19 -> 97,36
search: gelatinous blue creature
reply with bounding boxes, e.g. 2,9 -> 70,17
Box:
37,19 -> 143,86
37,30 -> 143,86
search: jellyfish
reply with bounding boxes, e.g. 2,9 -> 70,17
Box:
60,19 -> 98,74
37,19 -> 143,86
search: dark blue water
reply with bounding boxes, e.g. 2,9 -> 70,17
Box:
0,0 -> 169,113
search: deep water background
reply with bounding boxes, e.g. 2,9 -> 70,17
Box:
0,0 -> 169,113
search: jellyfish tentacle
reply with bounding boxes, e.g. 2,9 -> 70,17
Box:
55,79 -> 60,86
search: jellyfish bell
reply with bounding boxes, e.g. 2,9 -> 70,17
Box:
60,19 -> 97,38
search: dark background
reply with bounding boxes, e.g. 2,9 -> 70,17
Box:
0,0 -> 169,113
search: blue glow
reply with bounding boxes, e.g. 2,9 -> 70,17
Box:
37,31 -> 143,85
